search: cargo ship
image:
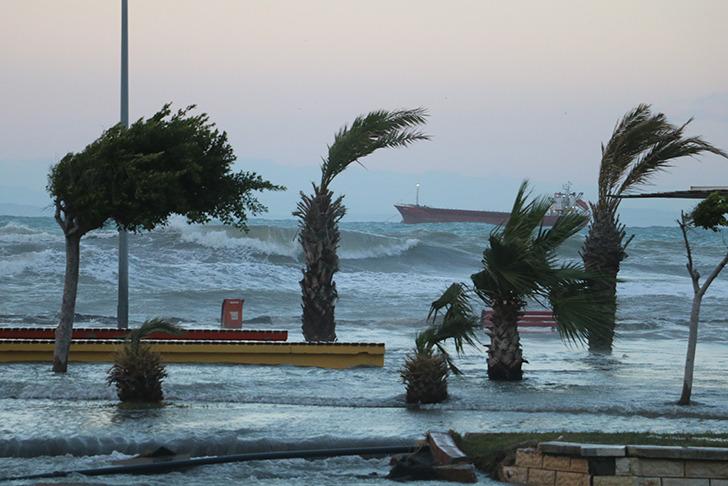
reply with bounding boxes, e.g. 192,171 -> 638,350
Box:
394,183 -> 589,225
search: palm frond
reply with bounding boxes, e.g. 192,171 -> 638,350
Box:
598,104 -> 670,199
548,275 -> 611,345
534,211 -> 587,253
618,121 -> 728,195
501,181 -> 552,243
421,282 -> 481,374
321,108 -> 429,187
598,105 -> 727,204
128,318 -> 184,353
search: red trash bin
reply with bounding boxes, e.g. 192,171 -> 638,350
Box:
220,298 -> 244,328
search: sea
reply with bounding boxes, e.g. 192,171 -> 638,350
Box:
1,215 -> 727,484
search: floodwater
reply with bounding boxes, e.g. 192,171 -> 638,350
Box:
1,216 -> 727,484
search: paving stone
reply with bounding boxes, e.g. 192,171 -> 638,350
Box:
581,444 -> 627,457
517,448 -> 544,468
685,460 -> 728,478
527,467 -> 555,486
711,480 -> 728,486
543,454 -> 571,471
569,458 -> 589,473
628,446 -> 728,462
663,479 -> 709,486
555,471 -> 590,486
539,442 -> 583,456
501,465 -> 528,484
635,458 -> 685,477
635,478 -> 661,486
592,476 -> 636,486
616,458 -> 637,476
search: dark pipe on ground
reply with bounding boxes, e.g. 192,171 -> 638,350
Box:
0,445 -> 417,482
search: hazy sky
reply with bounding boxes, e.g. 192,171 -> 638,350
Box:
1,0 -> 727,223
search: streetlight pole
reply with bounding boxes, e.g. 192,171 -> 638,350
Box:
117,0 -> 129,329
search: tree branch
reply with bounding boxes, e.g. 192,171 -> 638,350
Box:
678,214 -> 701,294
699,250 -> 728,298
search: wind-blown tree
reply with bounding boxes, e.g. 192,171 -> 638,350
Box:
581,104 -> 727,352
294,109 -> 429,341
677,193 -> 728,405
401,283 -> 480,404
47,104 -> 282,372
107,318 -> 183,403
469,181 -> 608,381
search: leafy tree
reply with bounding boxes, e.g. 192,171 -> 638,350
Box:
107,318 -> 183,403
401,283 -> 480,404
47,104 -> 282,372
470,181 -> 607,380
581,104 -> 726,352
294,109 -> 428,341
677,194 -> 728,405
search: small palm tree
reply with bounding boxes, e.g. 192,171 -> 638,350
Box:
471,181 -> 608,381
294,109 -> 429,341
582,104 -> 727,352
401,283 -> 480,404
106,318 -> 183,403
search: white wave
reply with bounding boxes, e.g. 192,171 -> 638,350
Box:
0,249 -> 62,276
167,222 -> 300,259
169,224 -> 420,261
0,222 -> 60,244
0,222 -> 37,235
340,238 -> 420,259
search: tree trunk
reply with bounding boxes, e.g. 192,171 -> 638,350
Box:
581,205 -> 627,353
53,234 -> 81,373
678,293 -> 702,405
295,185 -> 344,342
487,299 -> 525,381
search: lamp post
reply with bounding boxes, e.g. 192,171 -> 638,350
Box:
416,183 -> 420,206
117,0 -> 129,329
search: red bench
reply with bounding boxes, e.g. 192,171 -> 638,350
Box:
482,310 -> 557,332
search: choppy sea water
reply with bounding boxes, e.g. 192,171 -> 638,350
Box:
0,215 -> 727,484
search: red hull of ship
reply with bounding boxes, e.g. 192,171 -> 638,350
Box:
394,204 -> 560,225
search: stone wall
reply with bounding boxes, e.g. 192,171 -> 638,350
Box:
501,441 -> 728,486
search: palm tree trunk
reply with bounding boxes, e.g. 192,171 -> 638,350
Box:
53,233 -> 81,373
679,294 -> 702,405
297,186 -> 342,342
487,299 -> 525,381
581,206 -> 626,353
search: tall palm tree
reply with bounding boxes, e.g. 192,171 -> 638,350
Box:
107,318 -> 183,403
294,109 -> 429,341
471,181 -> 608,381
582,104 -> 727,352
401,283 -> 480,404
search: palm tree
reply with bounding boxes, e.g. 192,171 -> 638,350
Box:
106,318 -> 183,403
582,104 -> 727,352
471,181 -> 608,381
401,283 -> 480,404
294,109 -> 429,341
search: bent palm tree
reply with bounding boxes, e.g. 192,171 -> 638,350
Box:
401,283 -> 479,404
294,109 -> 429,341
471,181 -> 608,381
582,104 -> 727,352
106,318 -> 183,403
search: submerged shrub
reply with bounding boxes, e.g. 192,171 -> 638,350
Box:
401,347 -> 449,404
106,318 -> 182,403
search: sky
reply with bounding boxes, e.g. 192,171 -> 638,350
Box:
1,0 -> 727,224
